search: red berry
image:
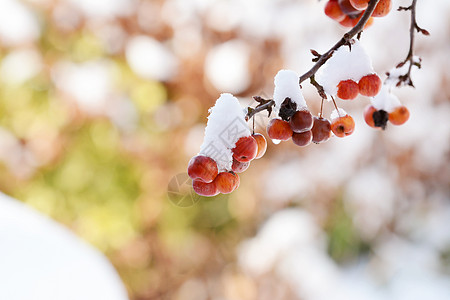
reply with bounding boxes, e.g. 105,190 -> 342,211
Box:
339,15 -> 360,27
232,136 -> 258,163
311,117 -> 332,143
389,106 -> 409,125
338,0 -> 361,16
292,131 -> 312,147
363,105 -> 377,128
372,0 -> 392,17
193,179 -> 219,197
331,114 -> 355,137
231,158 -> 250,173
289,110 -> 313,133
267,118 -> 293,141
349,0 -> 369,10
325,0 -> 346,22
337,79 -> 359,100
187,155 -> 218,183
214,171 -> 240,194
358,74 -> 382,97
252,133 -> 267,159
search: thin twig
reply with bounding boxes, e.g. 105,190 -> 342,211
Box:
245,100 -> 275,121
395,0 -> 428,87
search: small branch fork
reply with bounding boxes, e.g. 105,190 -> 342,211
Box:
391,0 -> 429,87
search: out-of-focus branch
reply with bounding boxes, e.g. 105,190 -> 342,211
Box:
394,0 -> 429,87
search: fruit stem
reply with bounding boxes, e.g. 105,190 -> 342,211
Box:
330,95 -> 341,117
319,97 -> 324,119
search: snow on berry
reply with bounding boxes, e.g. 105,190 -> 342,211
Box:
273,70 -> 307,111
316,40 -> 374,96
330,107 -> 349,120
199,93 -> 251,172
370,85 -> 401,113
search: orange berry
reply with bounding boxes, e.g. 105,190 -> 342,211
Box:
349,0 -> 369,10
232,136 -> 258,163
358,74 -> 382,97
331,114 -> 355,137
311,117 -> 332,143
339,15 -> 359,27
337,79 -> 359,100
363,105 -> 377,128
338,0 -> 361,16
372,0 -> 392,17
292,131 -> 313,147
252,133 -> 267,159
231,158 -> 250,173
289,110 -> 313,133
214,171 -> 240,194
325,0 -> 346,22
389,106 -> 410,125
193,179 -> 219,197
267,118 -> 293,141
188,155 -> 218,183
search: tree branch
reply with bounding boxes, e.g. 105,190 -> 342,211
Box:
246,0 -> 381,121
394,0 -> 429,87
299,0 -> 380,84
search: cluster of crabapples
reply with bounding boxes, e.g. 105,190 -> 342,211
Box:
187,93 -> 268,197
324,0 -> 392,28
188,134 -> 267,197
188,40 -> 410,197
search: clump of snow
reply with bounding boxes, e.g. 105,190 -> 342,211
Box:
273,70 -> 307,111
330,107 -> 348,120
316,40 -> 374,96
204,40 -> 251,94
199,93 -> 250,171
371,85 -> 402,113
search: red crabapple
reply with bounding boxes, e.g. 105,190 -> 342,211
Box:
252,133 -> 267,159
339,13 -> 373,29
232,136 -> 258,163
289,110 -> 313,133
325,0 -> 346,22
193,179 -> 219,197
331,114 -> 355,137
337,79 -> 359,100
372,0 -> 392,17
232,158 -> 250,173
311,117 -> 332,143
188,155 -> 218,183
338,0 -> 361,16
349,0 -> 369,10
267,118 -> 293,141
214,171 -> 240,194
389,106 -> 410,125
292,131 -> 313,147
363,105 -> 377,128
358,74 -> 382,97
339,15 -> 359,27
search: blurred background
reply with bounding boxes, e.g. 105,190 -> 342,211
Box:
0,0 -> 449,299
